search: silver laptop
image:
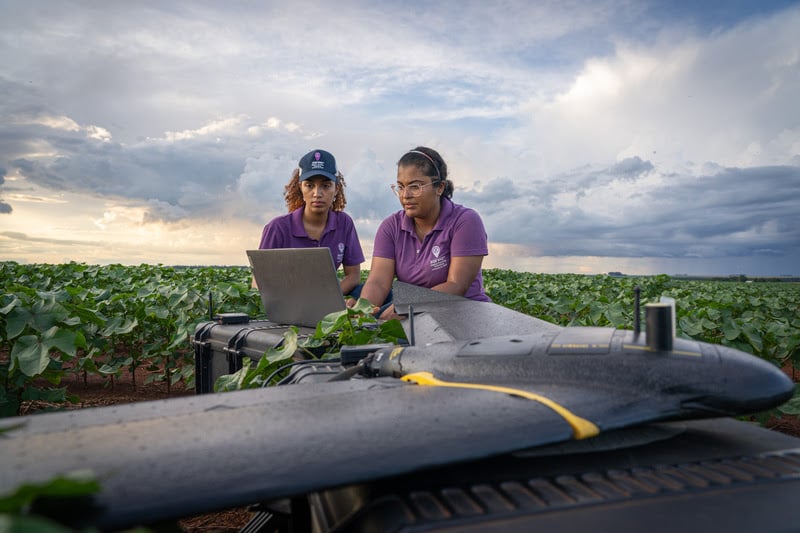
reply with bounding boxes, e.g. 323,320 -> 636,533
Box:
246,248 -> 346,327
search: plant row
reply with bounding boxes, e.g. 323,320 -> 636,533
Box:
0,262 -> 259,416
2,263 -> 798,417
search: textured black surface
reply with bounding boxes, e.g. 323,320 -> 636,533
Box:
313,419 -> 800,533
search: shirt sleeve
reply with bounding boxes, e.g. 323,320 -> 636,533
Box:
258,219 -> 287,249
342,214 -> 366,266
450,208 -> 488,257
372,214 -> 399,260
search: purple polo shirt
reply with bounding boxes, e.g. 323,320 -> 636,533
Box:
259,208 -> 365,269
373,198 -> 490,301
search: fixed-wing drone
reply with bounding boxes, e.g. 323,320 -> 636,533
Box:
1,282 -> 797,532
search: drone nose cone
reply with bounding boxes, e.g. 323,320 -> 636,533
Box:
707,344 -> 795,414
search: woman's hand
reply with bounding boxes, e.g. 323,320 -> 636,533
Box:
378,304 -> 401,321
345,298 -> 380,317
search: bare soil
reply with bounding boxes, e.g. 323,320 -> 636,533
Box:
17,361 -> 800,532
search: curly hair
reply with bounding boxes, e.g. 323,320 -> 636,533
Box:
397,146 -> 454,199
284,169 -> 348,212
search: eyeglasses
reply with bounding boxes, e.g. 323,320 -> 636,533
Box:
391,181 -> 441,198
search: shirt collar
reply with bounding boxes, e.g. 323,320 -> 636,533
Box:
399,197 -> 454,234
291,206 -> 335,238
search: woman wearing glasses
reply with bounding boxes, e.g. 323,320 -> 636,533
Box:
359,146 -> 489,319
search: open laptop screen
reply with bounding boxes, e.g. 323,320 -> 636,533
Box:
246,248 -> 346,327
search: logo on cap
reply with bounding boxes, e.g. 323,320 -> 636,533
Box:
299,149 -> 337,182
311,152 -> 326,170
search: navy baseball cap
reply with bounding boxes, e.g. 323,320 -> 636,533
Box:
299,149 -> 338,182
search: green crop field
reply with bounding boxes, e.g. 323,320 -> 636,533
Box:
2,262 -> 798,418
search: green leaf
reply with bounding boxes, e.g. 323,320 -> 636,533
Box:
350,298 -> 376,315
298,336 -> 325,349
740,322 -> 764,353
0,391 -> 22,418
5,306 -> 33,339
10,325 -> 84,377
0,469 -> 100,513
778,385 -> 800,416
318,309 -> 351,336
722,322 -> 741,341
378,319 -> 407,341
262,327 -> 299,364
97,363 -> 124,376
0,514 -> 80,532
68,305 -> 106,327
678,317 -> 703,337
0,297 -> 20,316
214,358 -> 253,392
42,327 -> 81,358
30,297 -> 70,332
101,316 -> 138,336
20,386 -> 69,403
10,335 -> 51,376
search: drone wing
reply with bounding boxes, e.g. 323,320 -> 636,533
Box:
1,375 -> 578,529
392,280 -> 562,342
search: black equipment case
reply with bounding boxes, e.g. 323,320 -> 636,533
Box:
191,317 -> 318,394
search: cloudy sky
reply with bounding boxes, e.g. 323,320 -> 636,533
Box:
1,0 -> 799,276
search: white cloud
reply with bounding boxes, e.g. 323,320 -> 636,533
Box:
161,116 -> 247,142
86,125 -> 112,142
18,114 -> 81,132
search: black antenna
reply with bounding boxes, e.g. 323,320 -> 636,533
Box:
633,285 -> 641,337
408,304 -> 415,346
208,290 -> 214,321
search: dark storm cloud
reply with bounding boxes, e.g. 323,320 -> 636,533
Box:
458,177 -> 522,215
568,156 -> 655,194
469,161 -> 800,260
606,157 -> 654,181
0,115 -> 298,222
10,133 -> 238,207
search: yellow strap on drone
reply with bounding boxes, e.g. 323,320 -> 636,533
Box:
401,371 -> 600,440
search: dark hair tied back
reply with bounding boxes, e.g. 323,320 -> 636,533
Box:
397,146 -> 454,200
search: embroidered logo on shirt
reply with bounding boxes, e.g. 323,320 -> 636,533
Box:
338,242 -> 345,252
430,245 -> 448,271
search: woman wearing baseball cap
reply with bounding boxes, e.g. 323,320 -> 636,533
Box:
257,149 -> 365,297
358,146 -> 489,319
